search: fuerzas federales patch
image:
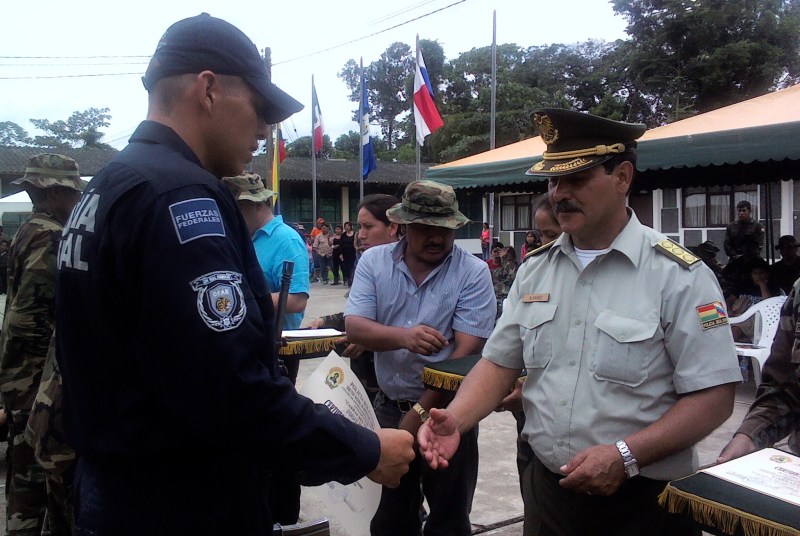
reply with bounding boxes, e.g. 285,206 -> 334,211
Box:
169,198 -> 226,244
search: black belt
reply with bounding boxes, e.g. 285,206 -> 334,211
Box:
376,390 -> 415,412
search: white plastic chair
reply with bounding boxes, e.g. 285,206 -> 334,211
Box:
728,295 -> 787,387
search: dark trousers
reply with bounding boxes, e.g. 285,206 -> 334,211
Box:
268,356 -> 301,524
371,393 -> 479,536
332,254 -> 343,284
523,456 -> 699,536
341,252 -> 356,285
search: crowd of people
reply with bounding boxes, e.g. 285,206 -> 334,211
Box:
0,12 -> 797,536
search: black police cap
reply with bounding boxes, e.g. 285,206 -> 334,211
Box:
142,13 -> 303,124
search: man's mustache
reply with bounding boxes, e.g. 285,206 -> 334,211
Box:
554,200 -> 582,213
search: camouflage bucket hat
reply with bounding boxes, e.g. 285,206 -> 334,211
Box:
222,172 -> 274,203
12,153 -> 86,192
386,180 -> 470,230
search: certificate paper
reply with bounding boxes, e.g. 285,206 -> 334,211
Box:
702,448 -> 800,507
299,351 -> 381,536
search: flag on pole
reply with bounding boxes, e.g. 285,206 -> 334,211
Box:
361,69 -> 378,179
271,123 -> 282,206
414,43 -> 444,146
312,80 -> 325,153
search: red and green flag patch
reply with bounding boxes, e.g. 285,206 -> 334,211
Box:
697,301 -> 728,330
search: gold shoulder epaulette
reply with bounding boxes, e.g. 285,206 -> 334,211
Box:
523,241 -> 555,263
654,239 -> 699,269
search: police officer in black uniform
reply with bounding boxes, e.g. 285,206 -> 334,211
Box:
55,13 -> 413,536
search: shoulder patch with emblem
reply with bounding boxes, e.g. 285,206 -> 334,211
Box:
696,301 -> 728,330
191,271 -> 247,331
654,239 -> 699,269
169,198 -> 226,244
523,241 -> 555,263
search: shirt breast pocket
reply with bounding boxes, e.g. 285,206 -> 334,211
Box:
514,302 -> 558,370
592,310 -> 659,387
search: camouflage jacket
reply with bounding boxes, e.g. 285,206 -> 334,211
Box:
736,282 -> 800,454
0,211 -> 61,418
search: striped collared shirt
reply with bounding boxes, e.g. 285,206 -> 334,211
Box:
345,238 -> 496,400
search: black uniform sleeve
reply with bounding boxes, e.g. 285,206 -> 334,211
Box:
108,182 -> 379,484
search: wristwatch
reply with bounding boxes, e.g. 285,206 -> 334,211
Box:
615,440 -> 640,478
412,403 -> 430,423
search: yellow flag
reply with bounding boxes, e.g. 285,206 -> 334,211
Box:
272,123 -> 282,204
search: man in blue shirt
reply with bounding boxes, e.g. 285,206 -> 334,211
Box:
223,172 -> 309,331
345,180 -> 496,535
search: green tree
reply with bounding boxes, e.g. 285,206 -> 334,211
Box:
612,0 -> 800,119
0,122 -> 32,146
29,107 -> 112,148
333,131 -> 360,159
286,134 -> 332,157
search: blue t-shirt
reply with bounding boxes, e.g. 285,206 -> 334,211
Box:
253,215 -> 310,330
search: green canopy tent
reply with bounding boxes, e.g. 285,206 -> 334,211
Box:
425,84 -> 800,192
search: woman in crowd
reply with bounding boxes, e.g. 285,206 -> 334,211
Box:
340,221 -> 357,287
306,194 -> 401,401
519,230 -> 542,261
481,222 -> 490,260
331,225 -> 344,285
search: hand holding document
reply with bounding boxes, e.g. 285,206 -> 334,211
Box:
703,448 -> 800,507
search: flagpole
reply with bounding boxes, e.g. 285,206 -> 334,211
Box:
415,34 -> 421,181
488,11 -> 497,244
359,58 -> 365,201
311,75 -> 317,222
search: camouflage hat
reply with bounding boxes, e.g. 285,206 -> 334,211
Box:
526,108 -> 646,177
12,153 -> 86,191
221,172 -> 274,203
386,180 -> 470,229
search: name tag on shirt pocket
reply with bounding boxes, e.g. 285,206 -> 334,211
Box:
592,310 -> 658,387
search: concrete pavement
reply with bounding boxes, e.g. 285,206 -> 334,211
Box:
296,282 -> 761,535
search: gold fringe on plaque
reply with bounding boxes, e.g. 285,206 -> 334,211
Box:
278,336 -> 343,357
421,368 -> 465,392
658,485 -> 800,536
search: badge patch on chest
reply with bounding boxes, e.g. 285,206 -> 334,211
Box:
190,271 -> 247,331
170,198 -> 226,244
697,301 -> 728,330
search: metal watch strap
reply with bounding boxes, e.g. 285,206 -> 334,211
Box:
412,403 -> 430,423
615,440 -> 640,478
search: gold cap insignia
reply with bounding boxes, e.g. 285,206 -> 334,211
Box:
535,113 -> 559,144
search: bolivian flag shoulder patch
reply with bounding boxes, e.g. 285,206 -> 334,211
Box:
697,301 -> 729,330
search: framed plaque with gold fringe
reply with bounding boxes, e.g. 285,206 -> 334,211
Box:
278,329 -> 347,360
658,449 -> 800,536
421,354 -> 482,392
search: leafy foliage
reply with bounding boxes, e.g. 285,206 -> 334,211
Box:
337,0 -> 800,164
29,108 -> 112,148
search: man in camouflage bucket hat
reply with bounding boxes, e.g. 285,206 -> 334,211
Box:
0,153 -> 84,535
222,172 -> 309,524
345,179 -> 496,534
386,179 -> 470,229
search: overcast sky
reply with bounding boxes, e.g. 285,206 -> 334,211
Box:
3,0 -> 628,150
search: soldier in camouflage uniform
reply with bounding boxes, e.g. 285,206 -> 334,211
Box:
0,154 -> 84,535
718,280 -> 800,462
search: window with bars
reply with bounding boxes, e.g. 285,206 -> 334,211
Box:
682,185 -> 758,228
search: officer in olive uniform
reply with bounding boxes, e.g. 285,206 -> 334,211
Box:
419,109 -> 743,536
0,153 -> 84,536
